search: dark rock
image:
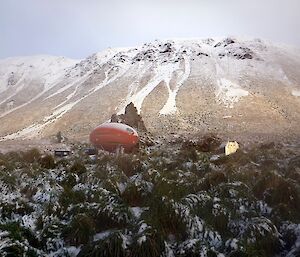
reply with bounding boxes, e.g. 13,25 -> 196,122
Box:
214,38 -> 235,48
110,102 -> 147,132
214,42 -> 222,48
197,134 -> 222,152
110,113 -> 119,123
242,53 -> 253,59
219,46 -> 255,60
197,52 -> 209,57
181,134 -> 222,153
160,48 -> 172,54
223,37 -> 235,47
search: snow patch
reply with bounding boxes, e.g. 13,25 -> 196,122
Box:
129,62 -> 179,113
159,55 -> 191,115
66,246 -> 81,257
137,235 -> 147,245
0,56 -> 78,118
130,207 -> 144,219
216,78 -> 249,108
292,90 -> 300,97
93,230 -> 112,241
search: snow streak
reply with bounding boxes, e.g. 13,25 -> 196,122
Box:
159,55 -> 191,115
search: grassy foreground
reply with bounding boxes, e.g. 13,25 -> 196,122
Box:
0,137 -> 299,257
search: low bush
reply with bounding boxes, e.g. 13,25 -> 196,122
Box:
63,213 -> 95,245
69,160 -> 87,175
202,171 -> 227,190
116,154 -> 143,177
59,187 -> 86,209
77,231 -> 127,257
21,148 -> 41,163
39,154 -> 56,169
130,224 -> 165,257
0,141 -> 299,257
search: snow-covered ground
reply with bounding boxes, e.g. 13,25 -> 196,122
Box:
292,90 -> 300,97
216,78 -> 249,108
0,139 -> 299,256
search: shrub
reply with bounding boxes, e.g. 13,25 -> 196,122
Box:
130,224 -> 165,257
235,217 -> 281,257
39,154 -> 55,169
229,169 -> 260,188
0,158 -> 6,167
178,146 -> 198,162
96,154 -> 113,170
1,138 -> 300,257
288,156 -> 300,172
253,171 -> 300,219
121,183 -> 144,206
1,172 -> 17,189
265,179 -> 299,208
4,151 -> 23,163
77,231 -> 127,257
59,187 -> 86,209
94,189 -> 132,228
181,134 -> 221,153
0,222 -> 40,249
176,239 -> 212,257
55,158 -> 69,168
202,171 -> 227,190
60,173 -> 78,188
196,134 -> 222,152
40,221 -> 66,251
20,185 -> 38,200
69,160 -> 87,175
22,148 -> 41,163
144,196 -> 187,240
94,212 -> 126,232
1,245 -> 24,257
116,154 -> 143,177
0,201 -> 34,218
152,177 -> 187,201
63,213 -> 95,245
287,169 -> 300,183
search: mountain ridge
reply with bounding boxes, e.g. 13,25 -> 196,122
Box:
0,37 -> 300,141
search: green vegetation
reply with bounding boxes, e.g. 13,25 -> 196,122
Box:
0,138 -> 299,256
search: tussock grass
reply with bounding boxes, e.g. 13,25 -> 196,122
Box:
0,140 -> 299,257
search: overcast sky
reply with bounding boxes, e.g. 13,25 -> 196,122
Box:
1,0 -> 299,59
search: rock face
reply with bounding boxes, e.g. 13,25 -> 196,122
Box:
0,37 -> 300,141
111,102 -> 147,132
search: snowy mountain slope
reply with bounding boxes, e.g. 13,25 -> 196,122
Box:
0,37 -> 300,140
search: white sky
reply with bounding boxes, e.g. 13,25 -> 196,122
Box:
0,0 -> 299,59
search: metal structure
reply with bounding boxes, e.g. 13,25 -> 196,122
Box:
89,123 -> 139,153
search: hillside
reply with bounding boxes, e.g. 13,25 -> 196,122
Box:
0,38 -> 300,141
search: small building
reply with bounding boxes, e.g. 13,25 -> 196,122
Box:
84,148 -> 98,156
54,150 -> 71,157
90,122 -> 139,153
225,141 -> 239,156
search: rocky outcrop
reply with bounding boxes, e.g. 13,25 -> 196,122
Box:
111,102 -> 147,132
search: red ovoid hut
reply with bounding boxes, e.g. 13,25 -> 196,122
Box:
90,123 -> 139,153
